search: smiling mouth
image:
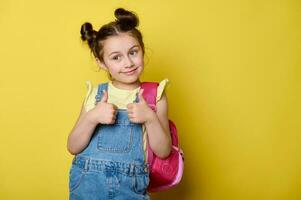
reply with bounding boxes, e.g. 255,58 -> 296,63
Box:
123,68 -> 138,74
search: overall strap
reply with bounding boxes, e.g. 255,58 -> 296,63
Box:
95,82 -> 108,105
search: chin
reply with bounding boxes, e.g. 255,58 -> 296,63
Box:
124,77 -> 140,84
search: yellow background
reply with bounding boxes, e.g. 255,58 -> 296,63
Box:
0,0 -> 300,199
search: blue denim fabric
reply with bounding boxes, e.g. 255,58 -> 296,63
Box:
69,83 -> 150,200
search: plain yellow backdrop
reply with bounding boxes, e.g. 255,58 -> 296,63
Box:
0,0 -> 300,199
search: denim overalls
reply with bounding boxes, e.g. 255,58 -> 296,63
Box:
69,83 -> 150,200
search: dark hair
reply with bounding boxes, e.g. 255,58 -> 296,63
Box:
80,8 -> 144,63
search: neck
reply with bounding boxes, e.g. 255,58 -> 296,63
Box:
111,80 -> 141,90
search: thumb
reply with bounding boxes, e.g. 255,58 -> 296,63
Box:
100,90 -> 108,103
138,89 -> 145,103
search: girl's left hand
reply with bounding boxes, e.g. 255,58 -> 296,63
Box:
127,89 -> 155,124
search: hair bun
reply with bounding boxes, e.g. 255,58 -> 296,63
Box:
114,8 -> 139,30
80,22 -> 97,44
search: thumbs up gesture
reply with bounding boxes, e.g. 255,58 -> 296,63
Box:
127,89 -> 155,124
89,90 -> 118,124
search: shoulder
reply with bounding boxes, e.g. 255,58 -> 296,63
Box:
156,79 -> 170,103
155,78 -> 170,114
155,80 -> 169,132
83,80 -> 99,112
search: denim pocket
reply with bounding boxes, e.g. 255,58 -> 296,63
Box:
97,124 -> 133,153
131,174 -> 150,194
69,165 -> 84,193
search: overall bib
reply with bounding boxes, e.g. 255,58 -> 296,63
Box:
69,83 -> 150,200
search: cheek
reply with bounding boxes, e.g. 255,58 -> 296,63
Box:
107,64 -> 120,74
134,55 -> 144,66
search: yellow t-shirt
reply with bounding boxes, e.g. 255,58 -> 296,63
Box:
83,79 -> 170,161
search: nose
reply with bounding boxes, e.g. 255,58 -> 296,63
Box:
124,55 -> 134,68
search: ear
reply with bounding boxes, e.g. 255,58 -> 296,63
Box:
96,58 -> 108,71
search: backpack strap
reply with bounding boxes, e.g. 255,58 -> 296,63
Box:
140,82 -> 160,167
140,82 -> 159,111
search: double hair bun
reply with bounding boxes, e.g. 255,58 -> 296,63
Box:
114,8 -> 139,31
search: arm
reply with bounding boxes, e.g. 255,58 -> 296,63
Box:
66,102 -> 98,155
67,90 -> 117,155
144,92 -> 172,159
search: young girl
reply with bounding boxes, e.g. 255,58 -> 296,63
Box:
67,8 -> 171,200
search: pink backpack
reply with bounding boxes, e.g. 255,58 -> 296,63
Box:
140,82 -> 184,192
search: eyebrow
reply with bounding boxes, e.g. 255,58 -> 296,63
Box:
108,45 -> 139,56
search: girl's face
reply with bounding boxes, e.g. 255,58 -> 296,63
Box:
98,33 -> 144,90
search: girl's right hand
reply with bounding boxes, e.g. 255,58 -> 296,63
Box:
88,90 -> 117,124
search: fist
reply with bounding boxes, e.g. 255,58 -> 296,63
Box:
89,90 -> 117,124
127,89 -> 155,124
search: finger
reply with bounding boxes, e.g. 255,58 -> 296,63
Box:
110,116 -> 116,123
100,90 -> 108,103
126,106 -> 132,112
113,111 -> 118,118
138,89 -> 145,103
127,111 -> 132,116
109,103 -> 118,111
128,115 -> 134,122
130,117 -> 137,123
128,112 -> 135,119
127,103 -> 133,109
113,104 -> 118,109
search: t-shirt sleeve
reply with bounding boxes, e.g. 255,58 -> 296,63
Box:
84,80 -> 98,112
156,79 -> 170,102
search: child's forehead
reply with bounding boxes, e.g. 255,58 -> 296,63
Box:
103,33 -> 139,52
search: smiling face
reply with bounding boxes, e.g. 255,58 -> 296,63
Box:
97,32 -> 144,90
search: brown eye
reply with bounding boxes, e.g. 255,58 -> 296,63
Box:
112,55 -> 121,60
130,50 -> 138,55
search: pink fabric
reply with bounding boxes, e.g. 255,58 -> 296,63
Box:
140,82 -> 184,192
